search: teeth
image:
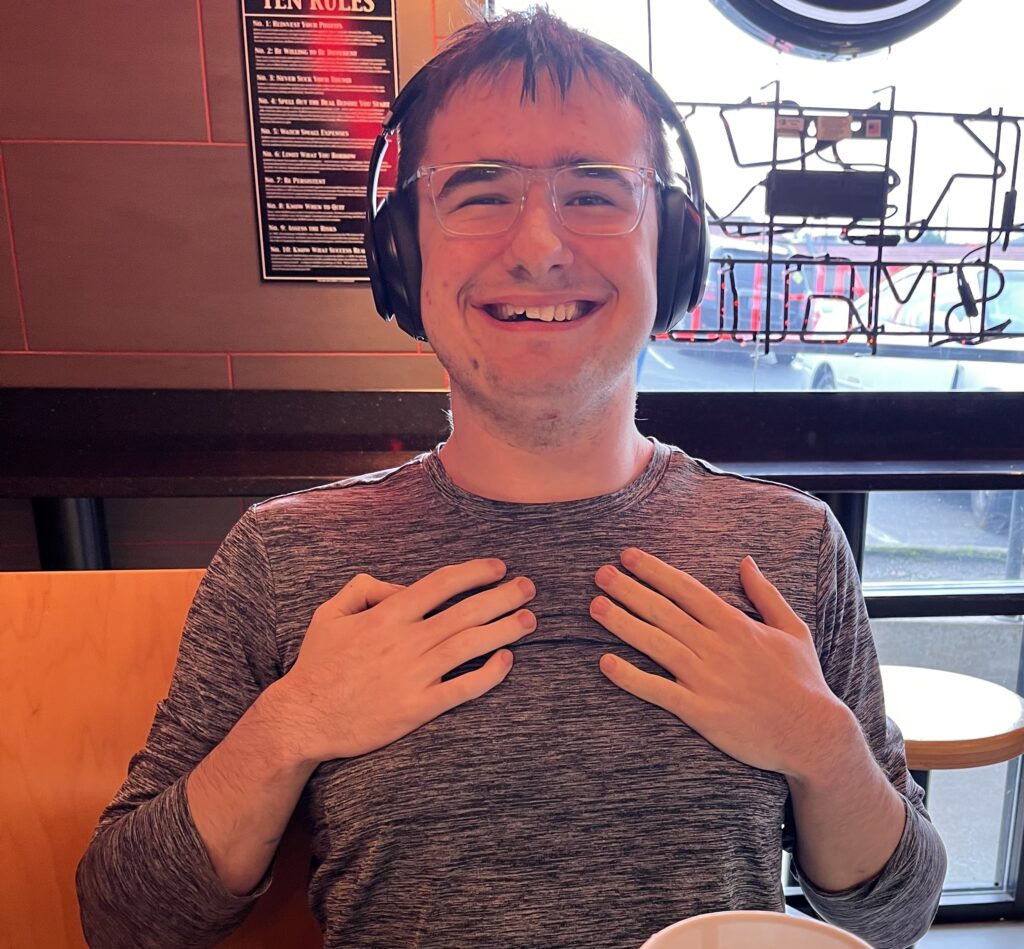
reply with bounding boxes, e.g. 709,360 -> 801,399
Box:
491,302 -> 589,322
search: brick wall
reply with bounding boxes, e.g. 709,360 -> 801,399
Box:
0,0 -> 472,390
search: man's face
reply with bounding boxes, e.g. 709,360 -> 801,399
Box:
415,67 -> 660,425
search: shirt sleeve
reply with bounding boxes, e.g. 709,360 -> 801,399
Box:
789,507 -> 947,949
76,508 -> 283,949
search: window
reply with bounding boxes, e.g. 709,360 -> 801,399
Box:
864,490 -> 1023,587
863,489 -> 1023,904
871,614 -> 1023,892
497,0 -> 1024,395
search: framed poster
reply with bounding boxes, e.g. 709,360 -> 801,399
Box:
241,0 -> 398,281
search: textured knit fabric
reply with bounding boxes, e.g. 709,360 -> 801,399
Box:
77,439 -> 946,949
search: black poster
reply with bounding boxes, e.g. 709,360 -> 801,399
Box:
241,0 -> 398,281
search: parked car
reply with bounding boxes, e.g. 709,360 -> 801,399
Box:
793,260 -> 1024,392
666,233 -> 874,364
668,234 -> 805,360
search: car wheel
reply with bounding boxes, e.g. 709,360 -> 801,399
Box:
812,365 -> 836,390
970,490 -> 1011,534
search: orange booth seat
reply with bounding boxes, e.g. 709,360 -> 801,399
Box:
1,569 -> 322,949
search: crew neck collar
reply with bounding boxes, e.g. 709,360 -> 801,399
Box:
421,437 -> 673,522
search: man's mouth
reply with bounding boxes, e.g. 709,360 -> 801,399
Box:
480,301 -> 600,324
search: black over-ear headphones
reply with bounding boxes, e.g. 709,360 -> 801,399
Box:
364,60 -> 709,342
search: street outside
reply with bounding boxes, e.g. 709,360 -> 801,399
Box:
638,338 -> 809,392
637,336 -> 1022,393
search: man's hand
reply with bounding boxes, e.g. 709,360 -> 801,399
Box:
270,558 -> 536,765
590,548 -> 847,780
591,547 -> 914,895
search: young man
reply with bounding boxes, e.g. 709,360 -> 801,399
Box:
77,10 -> 945,948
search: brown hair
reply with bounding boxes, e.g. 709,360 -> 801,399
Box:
395,7 -> 672,192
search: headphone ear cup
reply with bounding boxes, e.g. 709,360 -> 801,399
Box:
365,195 -> 394,321
687,194 -> 710,314
369,191 -> 425,340
654,187 -> 690,335
654,187 -> 709,335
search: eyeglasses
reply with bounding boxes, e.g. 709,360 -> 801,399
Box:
402,161 -> 661,237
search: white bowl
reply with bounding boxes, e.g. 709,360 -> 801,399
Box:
640,910 -> 872,948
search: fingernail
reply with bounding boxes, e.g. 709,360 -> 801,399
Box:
600,654 -> 618,672
591,596 -> 610,616
746,555 -> 762,574
621,547 -> 641,568
596,565 -> 617,585
518,609 -> 536,630
517,576 -> 535,597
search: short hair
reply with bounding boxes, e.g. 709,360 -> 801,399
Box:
396,7 -> 673,192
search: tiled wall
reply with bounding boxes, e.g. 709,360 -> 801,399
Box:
0,0 -> 473,571
0,0 -> 470,391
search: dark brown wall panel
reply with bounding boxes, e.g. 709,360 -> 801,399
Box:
2,143 -> 416,354
109,541 -> 221,570
0,548 -> 40,571
0,152 -> 24,351
231,353 -> 446,390
105,497 -> 243,544
0,2 -> 208,141
0,353 -> 229,388
200,0 -> 249,144
0,500 -> 40,571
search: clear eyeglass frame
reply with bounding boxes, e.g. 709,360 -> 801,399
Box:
401,161 -> 663,238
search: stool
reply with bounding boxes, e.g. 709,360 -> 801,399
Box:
879,664 -> 1024,797
880,666 -> 1024,948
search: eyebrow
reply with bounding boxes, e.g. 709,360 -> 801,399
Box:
435,164 -> 513,201
562,165 -> 637,195
470,154 -> 605,167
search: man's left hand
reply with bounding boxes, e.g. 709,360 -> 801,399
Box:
590,548 -> 848,780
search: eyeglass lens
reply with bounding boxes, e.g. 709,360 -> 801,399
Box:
428,164 -> 646,236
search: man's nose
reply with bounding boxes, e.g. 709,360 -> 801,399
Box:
502,180 -> 574,278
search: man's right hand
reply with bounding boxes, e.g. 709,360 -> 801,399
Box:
270,558 -> 536,765
187,558 -> 533,895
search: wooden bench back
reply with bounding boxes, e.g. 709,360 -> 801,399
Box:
1,569 -> 321,948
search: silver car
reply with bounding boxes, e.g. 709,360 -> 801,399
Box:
794,261 -> 1024,393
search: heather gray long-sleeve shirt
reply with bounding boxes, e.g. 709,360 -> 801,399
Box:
77,439 -> 946,948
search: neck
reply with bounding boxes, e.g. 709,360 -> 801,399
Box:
438,385 -> 654,503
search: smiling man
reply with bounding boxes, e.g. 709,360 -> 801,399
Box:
415,69 -> 661,497
77,9 -> 945,949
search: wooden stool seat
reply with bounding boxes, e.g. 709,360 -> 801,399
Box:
880,665 -> 1024,772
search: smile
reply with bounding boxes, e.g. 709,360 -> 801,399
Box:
481,301 -> 600,323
